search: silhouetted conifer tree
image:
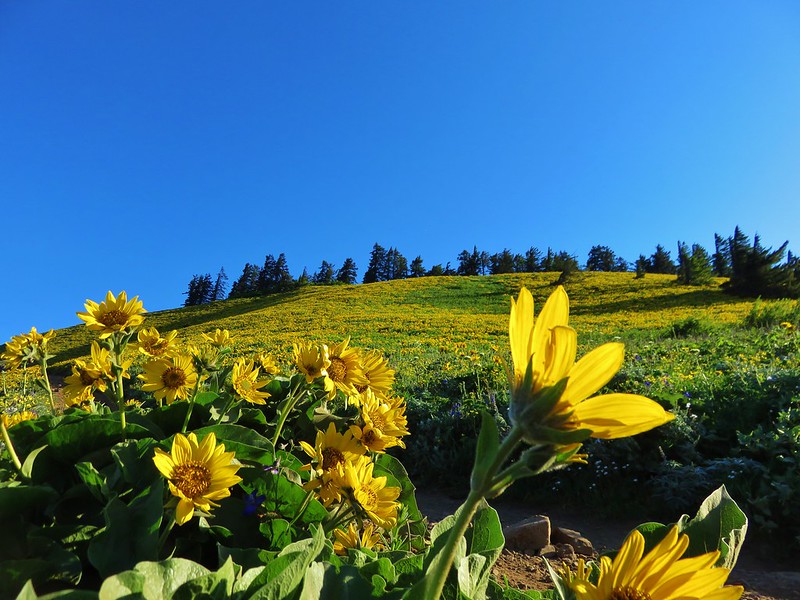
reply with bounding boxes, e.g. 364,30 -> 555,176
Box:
336,258 -> 358,284
676,242 -> 713,285
312,261 -> 336,284
409,256 -> 425,277
363,243 -> 387,283
647,245 -> 677,274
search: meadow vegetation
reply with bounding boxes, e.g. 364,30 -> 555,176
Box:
0,272 -> 791,598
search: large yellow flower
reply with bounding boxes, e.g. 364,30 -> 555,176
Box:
77,291 -> 145,338
152,432 -> 242,525
349,389 -> 410,453
1,335 -> 29,369
293,341 -> 333,387
299,422 -> 366,505
326,338 -> 368,399
1,327 -> 55,369
565,526 -> 743,600
231,358 -> 271,405
201,328 -> 232,347
508,286 -> 674,440
332,454 -> 400,529
134,327 -> 179,358
2,411 -> 37,429
62,341 -> 117,406
256,351 -> 281,375
355,350 -> 396,398
140,354 -> 198,404
333,522 -> 384,556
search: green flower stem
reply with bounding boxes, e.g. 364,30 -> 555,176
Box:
271,379 -> 304,448
422,425 -> 525,600
39,357 -> 56,414
288,489 -> 316,529
158,512 -> 177,554
323,502 -> 355,534
0,419 -> 23,475
215,396 -> 236,424
180,377 -> 202,434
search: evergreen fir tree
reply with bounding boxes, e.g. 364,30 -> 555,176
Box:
523,247 -> 542,272
676,242 -> 713,285
363,243 -> 387,283
586,245 -> 618,271
724,226 -> 792,297
712,233 -> 732,277
336,258 -> 358,284
409,256 -> 425,277
210,267 -> 228,301
647,245 -> 677,274
312,260 -> 336,284
489,249 -> 516,274
634,255 -> 648,278
273,253 -> 294,292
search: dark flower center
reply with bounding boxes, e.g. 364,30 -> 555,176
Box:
172,461 -> 212,498
322,447 -> 345,471
609,588 -> 652,600
99,310 -> 130,327
328,357 -> 347,382
162,366 -> 187,389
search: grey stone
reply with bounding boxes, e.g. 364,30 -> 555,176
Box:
503,514 -> 551,554
551,526 -> 594,556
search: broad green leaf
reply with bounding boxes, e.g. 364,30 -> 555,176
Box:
97,570 -> 145,599
0,484 -> 58,520
679,485 -> 748,569
87,481 -> 164,578
74,462 -> 111,504
298,562 -> 325,600
99,559 -> 211,600
43,416 -> 151,464
20,446 -> 48,481
0,535 -> 81,598
15,580 -> 98,600
247,525 -> 327,599
172,556 -> 238,600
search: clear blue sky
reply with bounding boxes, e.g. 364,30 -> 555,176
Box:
2,2 -> 800,342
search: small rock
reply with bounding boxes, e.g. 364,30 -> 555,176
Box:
552,526 -> 594,556
556,543 -> 577,560
538,544 -> 557,557
503,515 -> 551,554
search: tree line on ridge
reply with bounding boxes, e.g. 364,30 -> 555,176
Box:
182,226 -> 800,306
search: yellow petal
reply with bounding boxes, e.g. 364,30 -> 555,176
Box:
571,394 -> 675,439
175,499 -> 195,525
509,288 -> 534,378
542,325 -> 576,388
562,342 -> 624,405
172,433 -> 192,465
152,449 -> 174,479
531,286 -> 569,376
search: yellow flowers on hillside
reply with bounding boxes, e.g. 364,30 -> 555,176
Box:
508,286 -> 674,443
152,432 -> 242,525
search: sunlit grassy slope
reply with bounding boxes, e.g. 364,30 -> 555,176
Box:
48,272 -> 754,377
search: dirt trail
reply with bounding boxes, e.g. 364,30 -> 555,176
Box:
416,489 -> 800,599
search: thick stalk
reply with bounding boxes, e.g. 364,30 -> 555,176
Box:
39,357 -> 56,413
180,377 -> 202,434
271,380 -> 304,447
0,420 -> 23,474
422,426 -> 524,600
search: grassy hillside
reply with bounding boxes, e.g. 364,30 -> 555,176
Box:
46,271 -> 753,374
